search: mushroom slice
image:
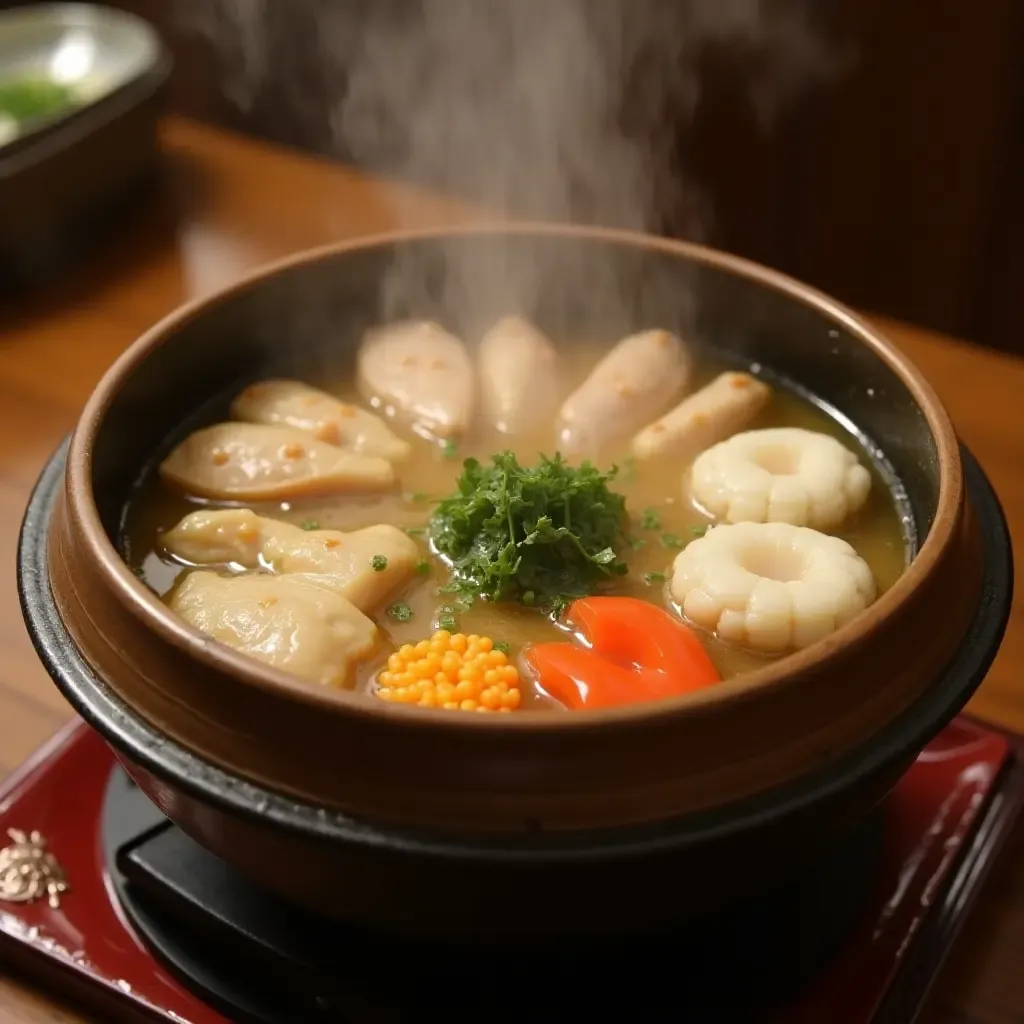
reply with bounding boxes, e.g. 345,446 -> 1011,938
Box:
230,380 -> 411,461
357,320 -> 474,440
161,510 -> 420,613
168,570 -> 379,687
632,372 -> 772,462
478,316 -> 561,434
159,423 -> 394,501
557,329 -> 692,455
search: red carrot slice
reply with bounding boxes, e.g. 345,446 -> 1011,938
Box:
524,596 -> 720,710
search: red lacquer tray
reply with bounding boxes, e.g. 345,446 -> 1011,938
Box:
0,716 -> 1020,1023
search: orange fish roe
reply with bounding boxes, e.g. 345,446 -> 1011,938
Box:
375,631 -> 521,713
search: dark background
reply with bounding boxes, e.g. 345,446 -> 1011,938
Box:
9,0 -> 1023,354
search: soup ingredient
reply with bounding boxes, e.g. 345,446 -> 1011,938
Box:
375,630 -> 521,711
357,320 -> 474,440
557,329 -> 691,455
478,316 -> 561,434
430,452 -> 628,613
0,78 -> 75,124
633,372 -> 771,462
669,521 -> 877,653
168,571 -> 379,686
230,380 -> 411,461
387,602 -> 414,622
160,423 -> 395,501
690,427 -> 872,530
524,597 -> 719,710
161,509 -> 419,612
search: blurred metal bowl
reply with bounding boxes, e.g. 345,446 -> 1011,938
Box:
0,3 -> 172,282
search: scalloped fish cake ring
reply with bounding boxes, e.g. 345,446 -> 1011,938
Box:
689,427 -> 872,531
669,521 -> 877,654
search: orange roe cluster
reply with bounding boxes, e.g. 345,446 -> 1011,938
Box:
375,631 -> 521,712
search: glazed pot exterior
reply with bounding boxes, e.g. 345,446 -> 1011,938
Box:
112,746 -> 911,938
35,226 -> 993,835
23,432 -> 1010,936
19,401 -> 1013,939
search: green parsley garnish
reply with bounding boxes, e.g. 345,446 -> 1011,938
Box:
442,439 -> 460,460
414,559 -> 431,575
644,571 -> 668,585
629,536 -> 647,551
641,507 -> 661,531
661,533 -> 685,549
494,641 -> 511,655
430,452 -> 629,612
387,602 -> 413,623
691,524 -> 710,537
370,554 -> 388,572
406,491 -> 433,504
405,527 -> 426,537
437,613 -> 458,631
300,519 -> 320,531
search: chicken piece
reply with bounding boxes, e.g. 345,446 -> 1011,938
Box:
159,423 -> 394,502
557,329 -> 692,455
632,372 -> 771,462
161,509 -> 420,613
477,316 -> 561,434
160,508 -> 265,566
357,320 -> 474,440
168,571 -> 379,686
230,380 -> 411,461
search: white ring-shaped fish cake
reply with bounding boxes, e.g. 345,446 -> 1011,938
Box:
669,521 -> 877,653
689,427 -> 871,530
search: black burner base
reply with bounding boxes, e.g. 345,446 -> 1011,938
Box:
102,768 -> 883,1023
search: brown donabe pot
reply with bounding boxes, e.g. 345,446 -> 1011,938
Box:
19,224 -> 1013,938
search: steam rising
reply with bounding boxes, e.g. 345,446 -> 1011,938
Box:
177,0 -> 834,331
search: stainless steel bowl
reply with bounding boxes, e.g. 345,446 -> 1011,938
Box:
0,3 -> 171,281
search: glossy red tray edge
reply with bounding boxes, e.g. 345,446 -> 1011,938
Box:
877,720 -> 1024,1024
0,717 -> 1021,1024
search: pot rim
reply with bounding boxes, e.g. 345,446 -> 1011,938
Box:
64,221 -> 963,731
21,441 -> 1013,858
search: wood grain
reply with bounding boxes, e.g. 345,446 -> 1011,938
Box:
0,118 -> 1021,1022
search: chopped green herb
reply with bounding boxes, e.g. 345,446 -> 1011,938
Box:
441,439 -> 460,460
641,507 -> 662,531
644,571 -> 668,585
494,641 -> 511,655
430,452 -> 629,612
406,491 -> 432,504
387,602 -> 413,623
629,536 -> 648,551
661,533 -> 685,550
690,524 -> 710,537
405,527 -> 426,537
437,614 -> 458,631
414,559 -> 431,575
0,79 -> 76,124
370,554 -> 388,572
300,519 -> 320,531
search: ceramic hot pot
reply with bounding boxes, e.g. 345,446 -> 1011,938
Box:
18,225 -> 1013,940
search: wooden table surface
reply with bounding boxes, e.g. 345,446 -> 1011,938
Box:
1,119 -> 1022,1023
